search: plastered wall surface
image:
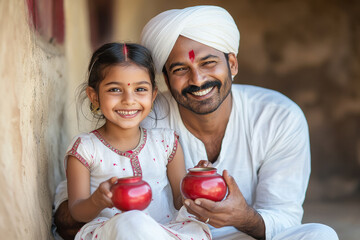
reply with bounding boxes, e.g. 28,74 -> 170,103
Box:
0,1 -> 65,238
0,0 -> 91,238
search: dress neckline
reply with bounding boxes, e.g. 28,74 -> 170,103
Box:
91,127 -> 147,158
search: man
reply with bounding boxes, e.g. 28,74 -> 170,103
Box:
54,5 -> 338,240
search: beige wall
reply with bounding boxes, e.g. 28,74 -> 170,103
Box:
0,0 -> 91,238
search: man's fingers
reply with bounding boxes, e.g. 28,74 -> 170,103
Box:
194,198 -> 219,212
223,170 -> 239,196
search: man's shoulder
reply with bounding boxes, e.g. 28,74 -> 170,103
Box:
232,84 -> 301,112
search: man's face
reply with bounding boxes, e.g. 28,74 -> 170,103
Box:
164,36 -> 238,115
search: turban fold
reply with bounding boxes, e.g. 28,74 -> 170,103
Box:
140,5 -> 240,74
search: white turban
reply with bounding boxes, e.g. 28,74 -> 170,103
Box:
140,5 -> 240,74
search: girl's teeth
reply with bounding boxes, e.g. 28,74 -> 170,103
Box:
117,110 -> 138,115
192,87 -> 213,96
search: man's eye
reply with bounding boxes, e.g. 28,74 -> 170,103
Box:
203,61 -> 216,66
173,67 -> 187,74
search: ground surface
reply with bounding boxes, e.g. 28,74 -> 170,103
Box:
303,197 -> 360,240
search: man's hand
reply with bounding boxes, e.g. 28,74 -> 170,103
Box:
184,170 -> 265,239
54,200 -> 84,240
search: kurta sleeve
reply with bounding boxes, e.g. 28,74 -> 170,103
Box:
253,103 -> 311,239
64,134 -> 95,171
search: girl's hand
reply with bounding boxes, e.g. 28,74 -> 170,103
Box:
90,177 -> 118,210
195,160 -> 213,168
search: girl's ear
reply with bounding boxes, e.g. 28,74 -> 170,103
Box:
152,86 -> 158,103
86,86 -> 99,107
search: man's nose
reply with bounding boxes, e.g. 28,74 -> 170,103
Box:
188,68 -> 206,86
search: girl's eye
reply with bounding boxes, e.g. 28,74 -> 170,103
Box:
136,87 -> 148,92
109,88 -> 121,92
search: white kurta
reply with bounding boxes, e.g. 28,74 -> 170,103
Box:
64,128 -> 211,240
142,84 -> 311,239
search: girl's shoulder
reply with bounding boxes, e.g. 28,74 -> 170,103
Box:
66,131 -> 99,153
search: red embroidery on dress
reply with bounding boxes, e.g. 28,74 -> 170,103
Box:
66,137 -> 91,170
160,226 -> 182,240
203,229 -> 212,240
92,129 -> 147,176
167,132 -> 179,163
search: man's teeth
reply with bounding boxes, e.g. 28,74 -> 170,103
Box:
116,110 -> 138,115
191,87 -> 213,96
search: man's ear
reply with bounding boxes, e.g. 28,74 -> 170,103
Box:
228,53 -> 238,77
162,70 -> 171,91
86,86 -> 99,107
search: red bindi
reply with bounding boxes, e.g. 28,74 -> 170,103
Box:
128,83 -> 130,86
188,50 -> 195,62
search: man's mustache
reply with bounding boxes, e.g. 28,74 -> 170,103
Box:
181,81 -> 222,96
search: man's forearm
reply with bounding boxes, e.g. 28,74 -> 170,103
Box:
235,206 -> 265,240
54,200 -> 85,240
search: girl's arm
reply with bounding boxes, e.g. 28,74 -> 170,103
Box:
67,156 -> 116,222
166,143 -> 186,210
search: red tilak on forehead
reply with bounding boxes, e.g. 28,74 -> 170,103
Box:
128,83 -> 130,86
188,50 -> 195,62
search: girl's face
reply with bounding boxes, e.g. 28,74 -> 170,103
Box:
88,64 -> 157,131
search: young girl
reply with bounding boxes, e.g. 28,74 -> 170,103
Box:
65,43 -> 211,240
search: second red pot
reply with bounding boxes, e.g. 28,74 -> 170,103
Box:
181,167 -> 227,201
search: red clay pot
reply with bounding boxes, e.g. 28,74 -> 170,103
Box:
111,176 -> 152,211
181,167 -> 227,201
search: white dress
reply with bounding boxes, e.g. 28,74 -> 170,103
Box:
65,128 -> 211,240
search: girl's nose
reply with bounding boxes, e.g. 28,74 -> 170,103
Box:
121,91 -> 136,105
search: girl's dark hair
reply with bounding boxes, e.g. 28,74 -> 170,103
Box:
88,42 -> 156,94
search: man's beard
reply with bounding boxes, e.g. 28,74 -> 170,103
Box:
170,75 -> 232,115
